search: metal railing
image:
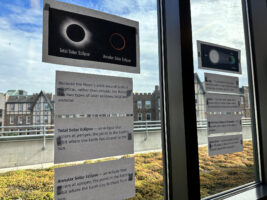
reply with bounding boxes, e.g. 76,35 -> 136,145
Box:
0,118 -> 252,138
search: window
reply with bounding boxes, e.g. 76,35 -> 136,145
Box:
0,109 -> 2,117
27,103 -> 31,111
18,116 -> 23,125
10,104 -> 14,111
36,103 -> 41,111
146,113 -> 151,121
44,103 -> 49,110
138,113 -> 142,121
190,0 -> 260,198
19,104 -> 23,111
145,101 -> 151,109
137,100 -> 142,109
0,1 -> 166,200
44,116 -> 48,124
10,116 -> 14,124
26,116 -> 30,124
36,116 -> 40,124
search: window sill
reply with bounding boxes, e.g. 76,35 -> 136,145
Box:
203,183 -> 267,200
224,184 -> 267,200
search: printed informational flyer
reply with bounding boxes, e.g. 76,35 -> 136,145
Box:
55,71 -> 133,115
205,73 -> 239,94
54,71 -> 134,163
54,117 -> 133,163
54,158 -> 135,200
208,134 -> 243,156
207,114 -> 242,134
206,93 -> 241,113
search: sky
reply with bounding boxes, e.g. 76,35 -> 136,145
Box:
0,0 -> 248,94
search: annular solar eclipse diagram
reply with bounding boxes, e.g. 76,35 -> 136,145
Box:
42,0 -> 140,73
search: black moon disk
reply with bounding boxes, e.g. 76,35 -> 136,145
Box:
66,24 -> 85,42
109,33 -> 126,51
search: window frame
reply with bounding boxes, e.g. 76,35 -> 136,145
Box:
18,116 -> 23,125
36,103 -> 41,111
10,116 -> 14,124
158,0 -> 267,199
26,116 -> 31,124
18,104 -> 23,112
138,113 -> 142,121
137,100 -> 142,109
44,103 -> 49,110
10,104 -> 15,111
36,116 -> 41,124
146,113 -> 151,121
145,100 -> 151,109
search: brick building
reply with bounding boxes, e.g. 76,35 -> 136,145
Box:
4,90 -> 54,135
133,86 -> 160,121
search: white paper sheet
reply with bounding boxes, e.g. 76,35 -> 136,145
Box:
54,158 -> 135,200
208,134 -> 243,156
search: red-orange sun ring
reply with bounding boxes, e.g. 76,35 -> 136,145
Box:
109,33 -> 126,51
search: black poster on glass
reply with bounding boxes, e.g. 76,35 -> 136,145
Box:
197,41 -> 241,74
43,0 -> 140,73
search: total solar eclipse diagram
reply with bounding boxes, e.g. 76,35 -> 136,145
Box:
42,0 -> 140,73
197,40 -> 241,74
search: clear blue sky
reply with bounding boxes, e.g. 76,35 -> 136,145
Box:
0,0 -> 248,94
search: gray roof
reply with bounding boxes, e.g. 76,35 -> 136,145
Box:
7,95 -> 37,103
6,91 -> 54,110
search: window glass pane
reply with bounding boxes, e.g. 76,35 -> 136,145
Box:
145,100 -> 151,109
0,1 -> 164,199
190,0 -> 259,197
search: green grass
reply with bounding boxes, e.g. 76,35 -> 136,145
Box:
0,141 -> 255,199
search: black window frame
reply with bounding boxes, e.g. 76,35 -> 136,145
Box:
157,0 -> 267,199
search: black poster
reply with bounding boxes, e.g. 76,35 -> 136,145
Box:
43,3 -> 139,73
197,41 -> 241,74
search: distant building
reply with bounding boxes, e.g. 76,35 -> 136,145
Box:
0,93 -> 5,128
4,91 -> 54,135
240,86 -> 251,118
195,74 -> 206,121
133,86 -> 160,121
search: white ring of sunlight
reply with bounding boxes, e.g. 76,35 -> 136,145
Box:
61,18 -> 91,48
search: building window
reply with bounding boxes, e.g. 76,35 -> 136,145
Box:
241,96 -> 244,104
44,116 -> 48,124
10,116 -> 14,124
36,116 -> 40,124
138,113 -> 142,121
19,104 -> 23,111
195,95 -> 198,104
36,103 -> 41,111
26,116 -> 30,124
18,116 -> 23,125
10,104 -> 15,111
146,113 -> 151,121
44,103 -> 49,110
0,109 -> 2,117
27,103 -> 31,111
145,101 -> 151,109
137,100 -> 142,109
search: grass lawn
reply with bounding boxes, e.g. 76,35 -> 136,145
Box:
0,141 -> 254,199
